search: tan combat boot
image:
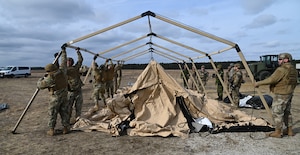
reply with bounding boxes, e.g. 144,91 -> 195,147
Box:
268,128 -> 282,138
63,127 -> 70,134
283,127 -> 294,136
47,128 -> 54,136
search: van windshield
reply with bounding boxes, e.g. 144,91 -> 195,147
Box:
3,66 -> 13,70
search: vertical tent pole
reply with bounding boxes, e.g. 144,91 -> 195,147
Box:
235,44 -> 273,123
12,50 -> 63,134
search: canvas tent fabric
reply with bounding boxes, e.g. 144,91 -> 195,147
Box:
72,60 -> 272,138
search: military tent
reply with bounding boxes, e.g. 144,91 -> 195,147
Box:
73,60 -> 272,138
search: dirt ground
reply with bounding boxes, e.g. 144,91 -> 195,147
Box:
0,69 -> 299,155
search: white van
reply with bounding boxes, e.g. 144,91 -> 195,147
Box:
0,66 -> 31,78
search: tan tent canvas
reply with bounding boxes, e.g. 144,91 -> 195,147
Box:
73,60 -> 272,138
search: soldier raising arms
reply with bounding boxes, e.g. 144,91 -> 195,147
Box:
37,46 -> 70,136
66,48 -> 84,124
91,55 -> 106,111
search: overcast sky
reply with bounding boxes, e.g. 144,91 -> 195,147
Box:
0,0 -> 299,67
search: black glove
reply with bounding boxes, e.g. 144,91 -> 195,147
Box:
61,44 -> 67,50
54,52 -> 58,58
93,54 -> 98,60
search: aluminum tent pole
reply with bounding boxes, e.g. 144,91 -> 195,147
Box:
12,49 -> 63,134
67,45 -> 106,59
122,50 -> 149,62
155,34 -> 208,56
152,43 -> 190,59
111,44 -> 146,59
98,35 -> 148,55
192,46 -> 235,60
67,15 -> 143,45
153,50 -> 184,62
154,13 -> 236,46
235,45 -> 273,123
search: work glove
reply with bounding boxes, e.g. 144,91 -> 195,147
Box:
93,54 -> 99,60
54,52 -> 58,58
61,44 -> 67,50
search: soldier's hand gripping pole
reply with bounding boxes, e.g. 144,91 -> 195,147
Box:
11,46 -> 64,134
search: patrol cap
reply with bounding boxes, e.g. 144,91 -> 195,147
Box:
217,64 -> 222,69
45,63 -> 58,72
201,65 -> 205,68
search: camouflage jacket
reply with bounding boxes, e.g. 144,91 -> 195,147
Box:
67,51 -> 83,91
199,70 -> 209,81
256,63 -> 298,94
37,50 -> 68,92
215,69 -> 224,85
231,70 -> 243,88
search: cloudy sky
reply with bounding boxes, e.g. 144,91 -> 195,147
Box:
0,0 -> 299,67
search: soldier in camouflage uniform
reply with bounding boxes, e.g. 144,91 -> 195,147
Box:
181,65 -> 190,89
230,63 -> 243,108
215,64 -> 224,101
114,61 -> 122,94
103,59 -> 115,98
37,47 -> 70,136
67,48 -> 83,123
91,55 -> 106,111
198,65 -> 209,92
225,63 -> 234,92
255,53 -> 297,138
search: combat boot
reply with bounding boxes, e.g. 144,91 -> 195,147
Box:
268,128 -> 282,138
47,128 -> 54,136
63,126 -> 70,134
283,127 -> 294,136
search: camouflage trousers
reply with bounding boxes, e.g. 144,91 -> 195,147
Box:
68,88 -> 83,118
231,86 -> 240,107
217,84 -> 223,99
106,80 -> 114,98
92,83 -> 106,105
48,88 -> 69,129
271,94 -> 293,129
114,77 -> 121,94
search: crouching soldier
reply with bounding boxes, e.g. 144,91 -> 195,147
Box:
37,47 -> 70,136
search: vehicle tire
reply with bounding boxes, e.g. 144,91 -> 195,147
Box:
259,71 -> 271,81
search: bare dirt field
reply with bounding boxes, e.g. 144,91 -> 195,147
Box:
1,69 -> 299,155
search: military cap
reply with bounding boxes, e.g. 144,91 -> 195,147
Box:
278,53 -> 292,61
45,63 -> 58,72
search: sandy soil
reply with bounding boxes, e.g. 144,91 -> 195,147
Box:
0,69 -> 299,155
